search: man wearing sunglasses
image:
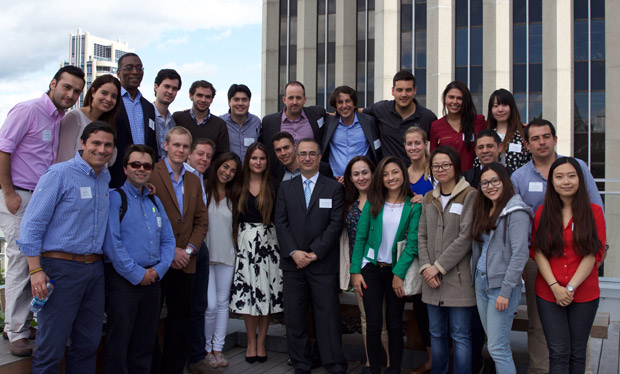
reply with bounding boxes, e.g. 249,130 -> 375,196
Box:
102,144 -> 175,373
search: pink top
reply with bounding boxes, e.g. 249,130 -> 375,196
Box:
280,109 -> 314,143
0,94 -> 64,190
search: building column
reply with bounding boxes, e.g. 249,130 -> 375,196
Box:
297,0 -> 318,103
261,0 -> 280,115
426,0 -> 455,116
604,0 -> 620,277
374,0 -> 400,100
542,1 -> 573,155
335,0 -> 357,87
482,0 -> 512,116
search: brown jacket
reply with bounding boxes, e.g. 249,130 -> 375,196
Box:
418,177 -> 476,307
150,159 -> 208,274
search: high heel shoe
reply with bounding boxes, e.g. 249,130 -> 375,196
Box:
245,356 -> 257,364
256,355 -> 268,363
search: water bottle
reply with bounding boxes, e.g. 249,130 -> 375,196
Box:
29,279 -> 55,313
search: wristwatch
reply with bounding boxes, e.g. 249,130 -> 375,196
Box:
185,247 -> 194,256
567,285 -> 575,293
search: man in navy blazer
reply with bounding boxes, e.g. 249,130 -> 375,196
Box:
259,81 -> 326,175
110,53 -> 158,188
320,86 -> 382,177
275,138 -> 347,374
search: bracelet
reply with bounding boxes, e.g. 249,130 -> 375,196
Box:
548,281 -> 558,287
29,268 -> 42,275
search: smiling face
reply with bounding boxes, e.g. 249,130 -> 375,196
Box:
552,162 -> 579,200
164,133 -> 191,167
216,159 -> 238,185
404,131 -> 427,162
273,138 -> 296,167
248,148 -> 267,174
229,91 -> 250,117
154,78 -> 180,106
392,80 -> 416,110
382,162 -> 404,192
80,130 -> 114,173
335,92 -> 355,121
296,140 -> 320,176
187,143 -> 213,174
49,72 -> 85,110
91,82 -> 118,114
475,136 -> 502,166
491,97 -> 511,123
431,153 -> 456,184
124,151 -> 153,188
480,169 -> 503,203
190,87 -> 214,114
444,88 -> 464,116
283,84 -> 307,118
350,160 -> 372,193
117,55 -> 143,91
526,125 -> 557,160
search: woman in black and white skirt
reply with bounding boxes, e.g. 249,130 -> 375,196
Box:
230,142 -> 283,363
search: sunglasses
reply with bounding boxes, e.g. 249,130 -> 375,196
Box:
127,161 -> 153,171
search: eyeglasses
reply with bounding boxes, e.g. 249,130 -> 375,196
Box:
431,163 -> 453,172
127,161 -> 153,171
120,65 -> 144,72
480,178 -> 502,189
297,152 -> 318,159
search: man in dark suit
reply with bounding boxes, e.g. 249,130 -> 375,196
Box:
111,53 -> 158,188
321,86 -> 382,178
275,138 -> 347,374
259,81 -> 326,174
149,126 -> 209,374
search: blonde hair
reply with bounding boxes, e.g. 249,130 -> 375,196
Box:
403,126 -> 430,180
165,126 -> 193,144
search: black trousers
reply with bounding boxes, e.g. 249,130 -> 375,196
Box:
283,269 -> 347,374
537,296 -> 599,374
104,263 -> 161,374
361,264 -> 405,374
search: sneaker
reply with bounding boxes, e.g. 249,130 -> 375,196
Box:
206,352 -> 219,368
214,352 -> 229,367
188,358 -> 215,374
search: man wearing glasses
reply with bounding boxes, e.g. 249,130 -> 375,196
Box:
111,53 -> 158,188
102,144 -> 175,373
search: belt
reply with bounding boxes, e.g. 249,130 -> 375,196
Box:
42,251 -> 102,263
0,186 -> 35,193
376,262 -> 392,268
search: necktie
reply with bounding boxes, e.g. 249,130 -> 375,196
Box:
304,180 -> 312,208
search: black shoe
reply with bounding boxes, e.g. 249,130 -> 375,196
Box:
288,358 -> 293,366
257,355 -> 268,363
245,356 -> 257,364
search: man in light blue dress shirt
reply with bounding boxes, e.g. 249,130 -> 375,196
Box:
153,69 -> 181,157
17,122 -> 115,373
220,84 -> 261,164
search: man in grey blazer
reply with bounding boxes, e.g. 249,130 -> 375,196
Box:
259,81 -> 326,175
275,138 -> 347,374
320,86 -> 382,178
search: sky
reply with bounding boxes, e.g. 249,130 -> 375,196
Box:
0,0 -> 264,124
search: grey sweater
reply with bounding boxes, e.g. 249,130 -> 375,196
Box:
470,194 -> 532,298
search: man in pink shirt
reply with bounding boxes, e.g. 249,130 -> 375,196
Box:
0,65 -> 85,356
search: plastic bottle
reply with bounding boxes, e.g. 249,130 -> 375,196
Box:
28,279 -> 55,313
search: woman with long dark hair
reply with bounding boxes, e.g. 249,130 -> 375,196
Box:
56,74 -> 121,162
429,81 -> 485,172
203,152 -> 242,368
471,163 -> 531,373
531,157 -> 606,373
351,157 -> 421,374
483,89 -> 530,171
418,146 -> 477,374
230,143 -> 283,363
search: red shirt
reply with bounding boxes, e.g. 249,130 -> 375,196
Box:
429,114 -> 486,171
530,203 -> 606,303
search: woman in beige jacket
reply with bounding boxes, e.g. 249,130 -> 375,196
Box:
418,146 -> 477,374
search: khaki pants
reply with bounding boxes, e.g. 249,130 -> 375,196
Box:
0,190 -> 33,341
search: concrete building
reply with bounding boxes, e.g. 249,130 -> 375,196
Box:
64,28 -> 133,106
262,0 -> 620,276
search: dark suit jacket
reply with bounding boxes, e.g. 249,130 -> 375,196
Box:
110,96 -> 158,188
150,160 -> 208,274
275,173 -> 344,274
272,161 -> 334,194
320,112 -> 382,167
259,106 -> 327,174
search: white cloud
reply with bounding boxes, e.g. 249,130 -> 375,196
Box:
156,36 -> 190,52
205,29 -> 232,41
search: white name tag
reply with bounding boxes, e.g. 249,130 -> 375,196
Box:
317,117 -> 325,128
449,203 -> 463,215
373,138 -> 381,150
244,137 -> 255,147
529,182 -> 544,192
367,248 -> 375,259
508,143 -> 522,153
42,130 -> 52,142
156,217 -> 162,228
80,187 -> 92,199
148,119 -> 155,131
319,198 -> 332,208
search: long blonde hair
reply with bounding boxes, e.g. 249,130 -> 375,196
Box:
404,126 -> 430,180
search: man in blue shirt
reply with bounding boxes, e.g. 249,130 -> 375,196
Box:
103,144 -> 175,373
511,118 -> 603,374
221,84 -> 261,164
17,121 -> 115,373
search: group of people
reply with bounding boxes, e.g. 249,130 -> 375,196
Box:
0,54 -> 606,374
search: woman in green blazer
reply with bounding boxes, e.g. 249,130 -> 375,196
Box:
351,156 -> 422,374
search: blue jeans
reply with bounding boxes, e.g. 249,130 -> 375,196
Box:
427,303 -> 474,374
475,271 -> 521,374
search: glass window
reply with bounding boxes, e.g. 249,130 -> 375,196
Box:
455,67 -> 467,84
470,27 -> 483,66
528,93 -> 543,121
529,23 -> 542,64
513,0 -> 526,23
513,64 -> 526,93
591,20 -> 605,60
415,31 -> 427,67
455,28 -> 468,67
470,0 -> 482,26
415,68 -> 426,95
574,21 -> 589,61
591,60 -> 605,91
529,63 -> 542,92
415,3 -> 427,29
513,25 -> 527,64
574,61 -> 589,91
529,0 -> 542,23
455,0 -> 467,27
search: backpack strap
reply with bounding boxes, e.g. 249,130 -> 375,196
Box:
116,188 -> 128,222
